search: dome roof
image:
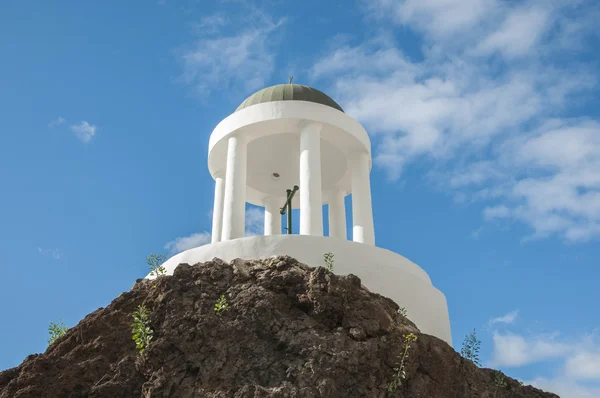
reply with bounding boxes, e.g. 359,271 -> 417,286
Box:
235,84 -> 344,113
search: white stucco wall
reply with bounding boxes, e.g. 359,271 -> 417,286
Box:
151,235 -> 452,345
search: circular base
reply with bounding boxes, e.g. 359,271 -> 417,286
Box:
153,235 -> 452,345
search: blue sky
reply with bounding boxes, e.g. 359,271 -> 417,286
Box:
1,1 -> 599,396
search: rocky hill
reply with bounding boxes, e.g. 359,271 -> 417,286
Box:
0,256 -> 559,397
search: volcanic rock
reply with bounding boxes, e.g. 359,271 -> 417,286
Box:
0,256 -> 559,398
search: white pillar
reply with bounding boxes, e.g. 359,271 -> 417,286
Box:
221,134 -> 247,241
350,150 -> 375,245
328,188 -> 347,240
263,196 -> 281,236
210,171 -> 226,243
299,122 -> 323,236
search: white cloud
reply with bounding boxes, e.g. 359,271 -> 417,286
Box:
193,14 -> 228,35
483,205 -> 511,220
510,121 -> 600,170
529,376 -> 600,398
525,376 -> 600,398
70,121 -> 97,143
565,352 -> 600,381
314,46 -> 560,180
474,5 -> 551,58
486,312 -> 600,397
49,118 -> 99,144
370,0 -> 500,40
490,328 -> 600,397
448,161 -> 505,188
164,207 -> 266,254
178,11 -> 284,95
484,120 -> 600,242
312,45 -> 416,80
37,247 -> 61,260
164,231 -> 211,255
313,0 -> 599,241
245,206 -> 264,236
490,331 -> 571,367
369,0 -> 579,59
470,227 -> 483,239
489,310 -> 519,325
48,117 -> 66,127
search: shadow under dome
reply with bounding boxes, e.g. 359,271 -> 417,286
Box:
246,133 -> 348,205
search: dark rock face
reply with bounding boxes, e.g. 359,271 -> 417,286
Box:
0,256 -> 559,398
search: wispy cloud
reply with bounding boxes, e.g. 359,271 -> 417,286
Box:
473,4 -> 552,58
49,118 -> 98,143
489,310 -> 519,325
490,331 -> 571,367
48,117 -> 66,128
528,376 -> 600,398
37,247 -> 62,260
70,121 -> 97,143
313,0 -> 600,242
565,351 -> 600,381
368,0 -> 500,40
164,231 -> 211,255
367,0 -> 582,58
164,207 -> 267,254
192,14 -> 229,35
177,10 -> 285,95
489,328 -> 600,397
245,206 -> 264,236
483,206 -> 512,220
470,227 -> 483,240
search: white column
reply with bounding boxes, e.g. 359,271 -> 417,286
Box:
328,188 -> 347,240
299,122 -> 323,236
221,134 -> 247,241
263,196 -> 281,236
210,171 -> 226,243
350,150 -> 375,245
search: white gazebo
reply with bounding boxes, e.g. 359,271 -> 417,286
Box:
154,83 -> 452,345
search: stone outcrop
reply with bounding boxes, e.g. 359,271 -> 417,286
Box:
0,256 -> 559,397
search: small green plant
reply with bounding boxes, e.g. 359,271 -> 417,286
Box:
324,252 -> 334,272
147,253 -> 167,279
397,307 -> 408,317
492,370 -> 507,388
48,319 -> 68,345
518,380 -> 525,387
131,305 -> 153,355
387,332 -> 418,392
461,329 -> 481,366
214,294 -> 230,316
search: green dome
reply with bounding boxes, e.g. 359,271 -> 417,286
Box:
235,84 -> 344,113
